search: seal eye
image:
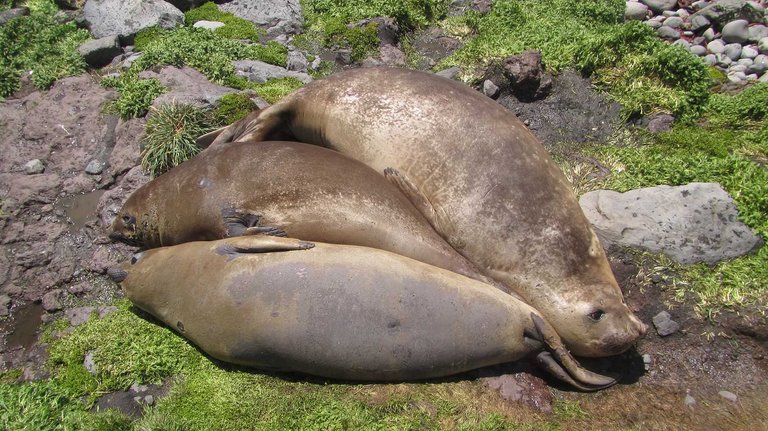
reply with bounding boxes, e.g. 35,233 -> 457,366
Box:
588,309 -> 606,321
122,215 -> 135,225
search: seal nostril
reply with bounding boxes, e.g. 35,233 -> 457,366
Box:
108,231 -> 123,241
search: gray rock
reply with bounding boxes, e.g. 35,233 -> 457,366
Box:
435,67 -> 461,79
0,7 -> 30,26
703,27 -> 717,41
642,353 -> 653,371
757,54 -> 768,66
0,294 -> 10,317
579,183 -> 763,265
693,0 -> 765,27
761,72 -> 768,82
378,45 -> 406,66
677,8 -> 690,19
746,73 -> 758,80
192,20 -> 225,31
83,0 -> 184,42
716,52 -> 734,65
652,311 -> 680,336
749,25 -> 768,42
691,1 -> 709,12
84,351 -> 97,374
286,50 -> 308,72
721,19 -> 750,44
642,0 -> 678,13
718,390 -> 738,402
759,37 -> 768,54
483,79 -> 499,98
130,383 -> 149,393
65,307 -> 96,326
138,66 -> 240,109
703,53 -> 717,65
707,39 -> 726,54
664,16 -> 684,28
673,39 -> 692,51
729,64 -> 748,73
690,14 -> 712,32
625,1 -> 649,20
85,160 -> 104,175
24,159 -> 45,175
741,45 -> 759,58
78,35 -> 121,68
233,60 -> 312,84
724,43 -> 743,60
691,44 -> 707,56
121,52 -> 143,69
219,0 -> 303,36
144,395 -> 155,406
727,71 -> 745,82
747,61 -> 767,74
164,0 -> 207,12
647,113 -> 675,133
41,289 -> 63,312
737,57 -> 754,66
645,19 -> 663,29
657,25 -> 681,39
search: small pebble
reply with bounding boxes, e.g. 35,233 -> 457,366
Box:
690,45 -> 707,56
652,310 -> 680,336
724,43 -> 743,60
85,160 -> 104,175
483,79 -> 499,98
718,390 -> 737,402
685,394 -> 696,409
24,159 -> 45,174
702,27 -> 716,42
707,39 -> 725,54
657,25 -> 681,40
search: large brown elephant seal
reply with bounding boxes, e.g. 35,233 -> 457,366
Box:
109,141 -> 501,288
108,235 -> 615,389
205,67 -> 647,357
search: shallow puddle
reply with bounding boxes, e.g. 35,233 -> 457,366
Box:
0,302 -> 44,351
55,190 -> 105,233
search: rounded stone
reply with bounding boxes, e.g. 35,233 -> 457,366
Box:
759,37 -> 768,55
747,62 -> 767,75
690,14 -> 711,32
746,74 -> 758,81
724,43 -> 743,60
24,159 -> 45,174
756,54 -> 768,66
716,53 -> 733,66
741,45 -> 759,59
690,45 -> 707,56
625,1 -> 649,20
657,25 -> 681,40
673,39 -> 692,51
703,54 -> 717,66
192,20 -> 225,31
729,64 -> 747,73
85,160 -> 104,175
727,72 -> 746,83
707,39 -> 726,54
664,16 -> 684,28
645,20 -> 663,29
721,20 -> 750,44
702,27 -> 716,41
641,0 -> 678,13
749,25 -> 768,43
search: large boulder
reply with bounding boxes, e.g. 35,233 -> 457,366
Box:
138,66 -> 240,109
233,60 -> 313,84
691,0 -> 766,29
579,183 -> 763,265
82,0 -> 184,42
218,0 -> 303,36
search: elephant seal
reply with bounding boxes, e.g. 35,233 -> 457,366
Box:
205,67 -> 647,357
109,141 -> 502,289
108,235 -> 615,389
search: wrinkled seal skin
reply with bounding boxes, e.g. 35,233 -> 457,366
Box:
111,235 -> 615,388
207,67 -> 647,357
110,141 -> 497,287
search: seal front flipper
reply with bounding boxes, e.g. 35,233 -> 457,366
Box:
222,207 -> 287,238
384,168 -> 460,246
215,236 -> 315,259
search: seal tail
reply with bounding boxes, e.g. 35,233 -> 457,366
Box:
530,313 -> 616,391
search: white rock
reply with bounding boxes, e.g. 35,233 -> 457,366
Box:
707,39 -> 726,54
741,45 -> 759,59
625,1 -> 649,20
192,20 -> 225,31
702,27 -> 716,41
718,391 -> 738,402
24,159 -> 45,174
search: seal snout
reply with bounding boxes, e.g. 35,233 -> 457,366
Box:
107,266 -> 128,283
108,231 -> 124,241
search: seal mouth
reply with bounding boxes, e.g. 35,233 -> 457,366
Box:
108,231 -> 143,247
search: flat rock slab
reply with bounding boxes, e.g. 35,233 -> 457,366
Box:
138,66 -> 239,109
579,183 -> 762,265
218,0 -> 303,36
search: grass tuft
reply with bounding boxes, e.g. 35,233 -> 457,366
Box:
210,92 -> 259,126
139,103 -> 215,177
184,2 -> 266,42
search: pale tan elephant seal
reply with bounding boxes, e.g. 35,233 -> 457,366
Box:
108,235 -> 616,389
203,67 -> 647,357
109,141 -> 504,289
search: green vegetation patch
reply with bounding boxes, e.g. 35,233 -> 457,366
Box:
140,103 -> 215,177
0,0 -> 89,99
184,2 -> 265,42
210,92 -> 259,126
299,0 -> 450,62
439,0 -> 709,120
101,74 -> 167,119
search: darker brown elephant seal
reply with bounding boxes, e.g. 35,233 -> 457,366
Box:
109,235 -> 615,389
205,67 -> 647,357
110,141 -> 503,289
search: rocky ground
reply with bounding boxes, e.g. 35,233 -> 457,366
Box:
1,0 -> 767,430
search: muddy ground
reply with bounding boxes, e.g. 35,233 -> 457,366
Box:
0,69 -> 766,430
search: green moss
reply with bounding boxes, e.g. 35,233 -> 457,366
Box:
133,26 -> 166,51
250,77 -> 305,104
184,2 -> 265,42
140,103 -> 215,177
211,92 -> 258,126
0,1 -> 89,98
439,1 -> 709,121
102,74 -> 167,119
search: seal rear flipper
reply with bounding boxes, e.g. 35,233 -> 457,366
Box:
530,313 -> 616,390
196,125 -> 228,148
384,168 -> 459,244
222,208 -> 287,238
215,236 -> 315,258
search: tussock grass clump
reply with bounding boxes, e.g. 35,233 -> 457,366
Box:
140,103 -> 215,177
101,74 -> 167,119
184,2 -> 266,42
210,92 -> 259,126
